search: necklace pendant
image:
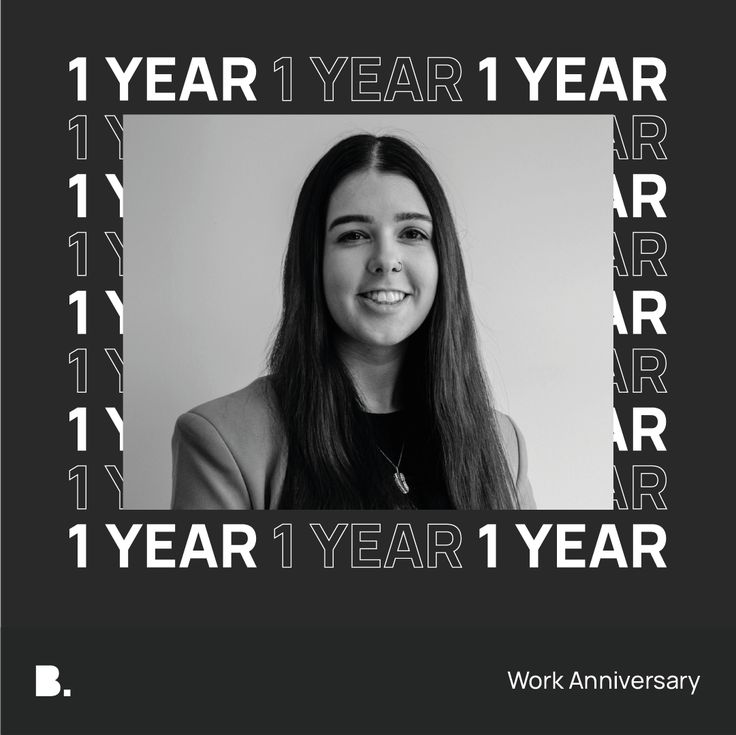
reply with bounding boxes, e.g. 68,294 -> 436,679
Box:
394,471 -> 410,494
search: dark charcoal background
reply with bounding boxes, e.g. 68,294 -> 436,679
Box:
2,2 -> 733,733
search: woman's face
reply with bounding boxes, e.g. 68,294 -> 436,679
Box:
323,169 -> 439,352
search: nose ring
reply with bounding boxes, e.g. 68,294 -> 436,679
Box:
394,261 -> 403,272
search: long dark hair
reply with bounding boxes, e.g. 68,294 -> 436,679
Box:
269,134 -> 518,509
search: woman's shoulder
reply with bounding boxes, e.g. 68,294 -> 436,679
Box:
185,376 -> 276,422
495,412 -> 521,478
495,411 -> 536,510
176,376 -> 283,449
172,377 -> 285,510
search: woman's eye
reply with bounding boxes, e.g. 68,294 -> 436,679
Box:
402,228 -> 429,241
337,230 -> 367,243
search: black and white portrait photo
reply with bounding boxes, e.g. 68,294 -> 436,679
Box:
123,115 -> 612,509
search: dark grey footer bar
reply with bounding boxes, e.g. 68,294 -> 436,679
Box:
2,628 -> 733,735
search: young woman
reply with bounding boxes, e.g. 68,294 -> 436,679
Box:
172,134 -> 535,510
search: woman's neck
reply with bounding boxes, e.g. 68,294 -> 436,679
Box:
336,339 -> 406,413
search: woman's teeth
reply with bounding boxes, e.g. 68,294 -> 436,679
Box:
362,290 -> 407,304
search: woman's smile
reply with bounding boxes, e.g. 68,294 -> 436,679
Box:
359,289 -> 410,306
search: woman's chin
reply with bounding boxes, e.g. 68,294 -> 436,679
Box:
340,330 -> 412,354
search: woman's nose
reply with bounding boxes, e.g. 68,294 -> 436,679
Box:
367,235 -> 402,274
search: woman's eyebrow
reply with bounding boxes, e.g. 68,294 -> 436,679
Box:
327,214 -> 373,231
327,212 -> 433,231
395,212 -> 432,223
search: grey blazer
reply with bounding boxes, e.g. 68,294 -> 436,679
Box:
172,377 -> 536,509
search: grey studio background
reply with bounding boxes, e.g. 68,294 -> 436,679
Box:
124,115 -> 612,509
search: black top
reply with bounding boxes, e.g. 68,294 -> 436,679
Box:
366,410 -> 453,509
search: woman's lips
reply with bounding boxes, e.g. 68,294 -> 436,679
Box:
357,290 -> 411,311
359,290 -> 409,305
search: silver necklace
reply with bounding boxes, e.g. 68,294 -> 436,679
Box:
378,443 -> 410,494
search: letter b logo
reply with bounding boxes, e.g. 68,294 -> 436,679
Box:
35,665 -> 70,697
36,665 -> 61,697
